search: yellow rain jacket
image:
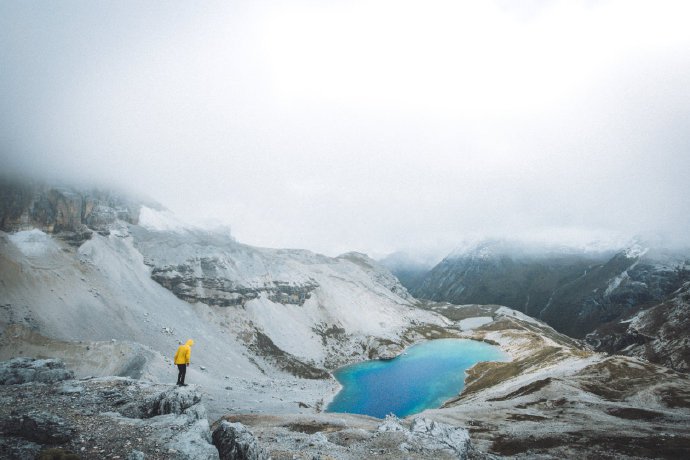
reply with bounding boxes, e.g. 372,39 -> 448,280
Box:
174,339 -> 194,365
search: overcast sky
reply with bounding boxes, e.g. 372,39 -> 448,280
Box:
2,0 -> 689,257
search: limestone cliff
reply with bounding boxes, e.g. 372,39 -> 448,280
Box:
0,178 -> 143,244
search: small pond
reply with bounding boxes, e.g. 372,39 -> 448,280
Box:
326,338 -> 507,418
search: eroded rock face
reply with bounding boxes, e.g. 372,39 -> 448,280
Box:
0,179 -> 141,244
150,258 -> 318,308
212,421 -> 268,460
587,282 -> 690,372
0,358 -> 218,460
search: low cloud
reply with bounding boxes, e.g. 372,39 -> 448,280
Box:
2,0 -> 689,256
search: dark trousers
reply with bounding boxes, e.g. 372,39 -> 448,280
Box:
177,364 -> 187,385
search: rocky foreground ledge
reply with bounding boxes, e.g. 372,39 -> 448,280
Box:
0,358 -> 480,460
0,358 -> 219,459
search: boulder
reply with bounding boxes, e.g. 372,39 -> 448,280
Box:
409,417 -> 473,457
145,385 -> 203,417
167,418 -> 218,460
212,421 -> 268,460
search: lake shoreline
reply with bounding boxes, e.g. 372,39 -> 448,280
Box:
325,338 -> 507,418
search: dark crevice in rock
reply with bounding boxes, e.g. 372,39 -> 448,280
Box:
212,421 -> 268,460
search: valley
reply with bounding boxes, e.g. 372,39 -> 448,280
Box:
392,240 -> 690,373
1,182 -> 689,459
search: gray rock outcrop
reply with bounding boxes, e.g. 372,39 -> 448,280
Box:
0,358 -> 219,460
144,385 -> 204,417
150,259 -> 319,308
0,357 -> 74,384
378,415 -> 474,459
212,421 -> 268,460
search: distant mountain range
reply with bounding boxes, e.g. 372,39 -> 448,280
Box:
384,239 -> 690,371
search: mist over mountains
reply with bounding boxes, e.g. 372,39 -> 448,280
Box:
3,1 -> 690,457
3,1 -> 690,256
1,177 -> 690,458
383,238 -> 690,373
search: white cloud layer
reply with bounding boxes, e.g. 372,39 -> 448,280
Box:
2,0 -> 689,256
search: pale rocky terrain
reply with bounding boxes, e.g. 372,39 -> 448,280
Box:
1,181 -> 689,458
0,201 -> 444,421
0,358 -> 218,459
422,304 -> 690,458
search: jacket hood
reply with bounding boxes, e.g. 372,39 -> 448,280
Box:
186,339 -> 194,346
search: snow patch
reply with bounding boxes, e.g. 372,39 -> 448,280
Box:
8,229 -> 59,257
457,317 -> 493,331
495,307 -> 544,326
604,271 -> 629,297
624,244 -> 649,259
138,207 -> 192,233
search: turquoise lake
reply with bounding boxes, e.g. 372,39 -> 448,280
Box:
326,339 -> 507,418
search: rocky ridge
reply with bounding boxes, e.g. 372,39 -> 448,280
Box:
0,358 -> 218,460
126,218 -> 436,375
409,239 -> 690,340
418,303 -> 690,459
587,281 -> 690,372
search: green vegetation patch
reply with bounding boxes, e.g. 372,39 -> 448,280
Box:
488,378 -> 553,402
494,431 -> 690,459
285,422 -> 344,434
575,357 -> 666,401
421,303 -> 499,321
456,346 -> 564,400
491,433 -> 568,455
505,413 -> 548,422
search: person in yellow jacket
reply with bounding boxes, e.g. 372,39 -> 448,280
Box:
174,339 -> 194,386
